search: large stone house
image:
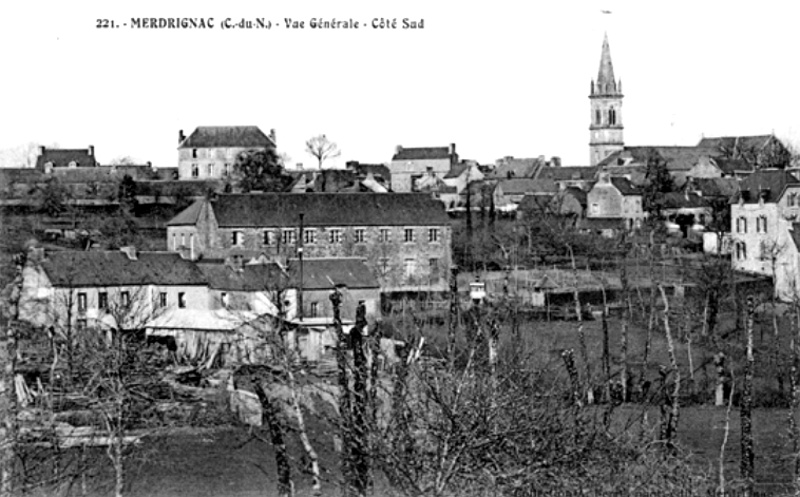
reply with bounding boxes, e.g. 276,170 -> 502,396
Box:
166,193 -> 452,293
731,169 -> 800,300
389,144 -> 458,192
177,126 -> 277,180
586,173 -> 644,229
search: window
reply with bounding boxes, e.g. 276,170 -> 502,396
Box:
178,292 -> 186,308
595,109 -> 601,125
159,292 -> 167,308
77,292 -> 87,313
192,148 -> 198,159
207,163 -> 214,177
232,231 -> 243,246
379,258 -> 390,276
736,217 -> 747,234
121,291 -> 130,307
310,302 -> 319,318
403,258 -> 416,279
404,228 -> 415,243
354,228 -> 366,243
379,228 -> 391,243
224,163 -> 231,177
282,229 -> 297,246
608,107 -> 617,126
591,203 -> 599,215
428,228 -> 440,243
191,164 -> 199,178
98,292 -> 108,310
304,229 -> 317,245
429,258 -> 439,279
263,230 -> 275,246
736,242 -> 747,261
172,233 -> 177,250
221,292 -> 229,308
329,228 -> 342,244
181,233 -> 186,248
758,215 -> 768,233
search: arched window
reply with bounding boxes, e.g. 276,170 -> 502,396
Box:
595,109 -> 602,125
737,242 -> 748,260
608,107 -> 616,125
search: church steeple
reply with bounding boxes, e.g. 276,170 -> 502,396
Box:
589,33 -> 624,166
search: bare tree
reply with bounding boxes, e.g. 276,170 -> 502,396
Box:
305,135 -> 341,170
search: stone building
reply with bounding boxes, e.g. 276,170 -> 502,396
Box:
389,144 -> 458,192
166,192 -> 452,293
177,126 -> 277,180
586,173 -> 643,229
731,169 -> 800,300
589,34 -> 624,166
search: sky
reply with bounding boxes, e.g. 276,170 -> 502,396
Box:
1,0 -> 799,169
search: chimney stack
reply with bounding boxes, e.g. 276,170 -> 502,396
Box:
270,128 -> 276,144
551,156 -> 562,168
395,145 -> 403,155
179,130 -> 186,144
450,143 -> 456,155
39,145 -> 46,156
88,145 -> 94,157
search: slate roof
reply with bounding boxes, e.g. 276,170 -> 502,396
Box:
135,179 -> 221,198
737,169 -> 800,204
347,162 -> 391,181
165,197 -> 207,226
539,166 -> 598,182
392,147 -> 452,161
598,146 -> 719,171
610,177 -> 640,195
287,258 -> 379,290
40,251 -> 207,287
168,193 -> 450,228
714,158 -> 755,175
444,163 -> 469,179
684,178 -> 739,198
577,217 -> 627,230
35,149 -> 97,169
179,126 -> 276,149
196,262 -> 287,291
697,135 -> 775,152
496,178 -> 558,195
491,158 -> 544,179
661,192 -> 709,209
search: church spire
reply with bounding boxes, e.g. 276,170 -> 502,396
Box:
592,33 -> 621,96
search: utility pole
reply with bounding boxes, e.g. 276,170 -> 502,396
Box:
298,213 -> 304,321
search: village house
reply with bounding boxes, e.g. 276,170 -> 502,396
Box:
492,178 -> 558,212
443,161 -> 484,195
389,144 -> 458,192
177,126 -> 277,180
538,165 -> 598,191
489,156 -> 548,180
19,248 -> 209,330
731,169 -> 800,300
586,173 -> 644,229
166,192 -> 452,294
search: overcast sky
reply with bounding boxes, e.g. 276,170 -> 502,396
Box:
1,0 -> 799,169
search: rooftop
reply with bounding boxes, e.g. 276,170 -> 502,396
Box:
179,126 -> 276,149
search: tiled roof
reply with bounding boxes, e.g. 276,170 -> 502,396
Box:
196,262 -> 287,291
610,177 -> 640,195
496,178 -> 558,195
737,169 -> 800,204
35,149 -> 97,169
179,126 -> 275,149
168,193 -> 450,228
392,147 -> 452,161
288,258 -> 379,290
40,251 -> 207,287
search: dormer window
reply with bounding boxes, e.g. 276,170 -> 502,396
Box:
68,160 -> 78,168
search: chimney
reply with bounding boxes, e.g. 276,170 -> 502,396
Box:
179,129 -> 186,144
551,156 -> 562,168
88,145 -> 94,157
120,246 -> 137,260
39,145 -> 46,156
395,145 -> 403,155
449,143 -> 456,155
147,161 -> 153,168
270,128 -> 276,144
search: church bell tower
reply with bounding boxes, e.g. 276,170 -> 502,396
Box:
589,33 -> 624,166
